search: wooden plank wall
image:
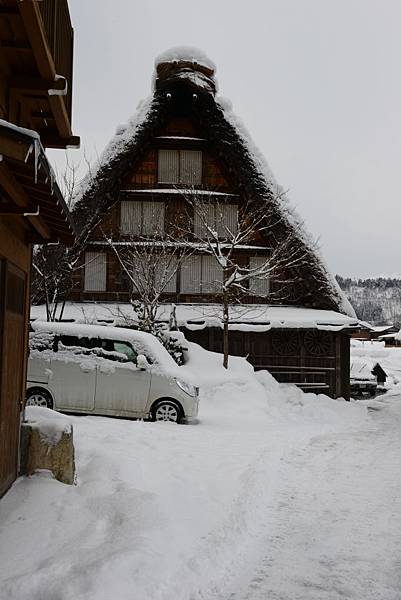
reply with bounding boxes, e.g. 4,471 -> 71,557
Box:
182,327 -> 349,399
0,217 -> 31,497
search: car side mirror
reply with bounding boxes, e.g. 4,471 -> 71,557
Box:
136,354 -> 149,371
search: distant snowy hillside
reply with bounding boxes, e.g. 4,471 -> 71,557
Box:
336,275 -> 401,325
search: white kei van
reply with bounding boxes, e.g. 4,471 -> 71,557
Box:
26,322 -> 199,423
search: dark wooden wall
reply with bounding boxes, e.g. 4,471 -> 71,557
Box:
0,217 -> 31,497
182,327 -> 350,399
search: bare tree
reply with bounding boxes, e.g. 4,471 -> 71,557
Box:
104,234 -> 192,331
31,154 -> 88,320
178,192 -> 308,368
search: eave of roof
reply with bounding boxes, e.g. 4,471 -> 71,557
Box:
30,301 -> 366,333
0,120 -> 76,244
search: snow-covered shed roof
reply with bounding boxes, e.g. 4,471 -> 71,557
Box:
72,46 -> 354,317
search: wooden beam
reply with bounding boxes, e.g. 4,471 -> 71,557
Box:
0,6 -> 19,14
9,76 -> 67,94
40,133 -> 80,149
0,40 -> 31,51
0,204 -> 38,215
17,2 -> 54,80
0,161 -> 51,240
17,1 -> 74,142
0,161 -> 30,207
0,134 -> 31,163
48,95 -> 72,139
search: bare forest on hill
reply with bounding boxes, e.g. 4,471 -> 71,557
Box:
336,275 -> 401,325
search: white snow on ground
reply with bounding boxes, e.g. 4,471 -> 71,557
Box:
1,344 -> 400,600
351,339 -> 401,388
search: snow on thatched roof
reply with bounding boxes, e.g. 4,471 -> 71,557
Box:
71,47 -> 354,317
155,46 -> 217,73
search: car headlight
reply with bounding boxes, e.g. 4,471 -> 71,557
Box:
175,378 -> 198,397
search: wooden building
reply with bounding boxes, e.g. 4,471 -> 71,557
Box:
68,48 -> 360,398
0,0 -> 78,497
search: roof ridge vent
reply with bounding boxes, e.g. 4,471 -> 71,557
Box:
153,46 -> 217,96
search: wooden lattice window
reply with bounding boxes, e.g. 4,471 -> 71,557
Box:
120,201 -> 165,236
194,203 -> 238,239
158,150 -> 202,185
180,255 -> 223,294
84,251 -> 107,292
249,256 -> 270,296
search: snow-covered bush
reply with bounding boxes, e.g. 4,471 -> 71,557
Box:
131,301 -> 186,365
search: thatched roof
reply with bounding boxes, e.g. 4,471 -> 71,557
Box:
72,46 -> 354,317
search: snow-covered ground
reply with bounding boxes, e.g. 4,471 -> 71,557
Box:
351,339 -> 401,388
1,345 -> 401,600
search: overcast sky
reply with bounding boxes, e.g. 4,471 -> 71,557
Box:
49,0 -> 401,279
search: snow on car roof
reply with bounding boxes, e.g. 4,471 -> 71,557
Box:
30,321 -> 178,372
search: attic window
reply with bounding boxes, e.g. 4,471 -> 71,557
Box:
194,203 -> 238,238
158,149 -> 202,185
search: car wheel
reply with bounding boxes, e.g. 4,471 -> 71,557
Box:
26,387 -> 53,409
151,400 -> 183,423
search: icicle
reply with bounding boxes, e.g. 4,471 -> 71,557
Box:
33,138 -> 40,184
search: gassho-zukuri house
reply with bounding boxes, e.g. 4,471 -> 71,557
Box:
34,47 -> 365,399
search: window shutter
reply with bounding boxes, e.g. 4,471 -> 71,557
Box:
249,256 -> 270,296
180,256 -> 202,293
216,204 -> 238,238
158,149 -> 179,183
120,201 -> 141,235
180,150 -> 202,185
155,255 -> 177,293
142,201 -> 164,236
194,202 -> 215,238
84,252 -> 107,292
201,255 -> 223,293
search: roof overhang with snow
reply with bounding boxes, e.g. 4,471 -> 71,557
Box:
0,120 -> 76,244
30,302 -> 365,333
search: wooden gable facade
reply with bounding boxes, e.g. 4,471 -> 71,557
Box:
70,49 -> 358,399
0,0 -> 77,498
72,115 -> 271,304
